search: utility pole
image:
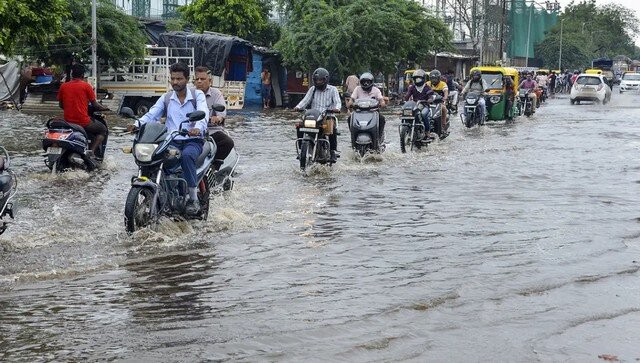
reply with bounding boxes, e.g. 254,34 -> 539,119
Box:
558,18 -> 565,71
499,0 -> 507,63
91,0 -> 97,88
525,2 -> 533,67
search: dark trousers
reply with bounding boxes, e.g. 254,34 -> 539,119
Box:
170,140 -> 203,188
83,119 -> 108,138
211,131 -> 234,161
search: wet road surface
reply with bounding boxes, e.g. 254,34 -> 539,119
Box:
0,92 -> 639,362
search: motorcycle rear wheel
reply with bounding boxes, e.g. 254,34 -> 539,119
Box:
124,186 -> 155,234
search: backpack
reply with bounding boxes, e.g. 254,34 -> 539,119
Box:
162,87 -> 198,118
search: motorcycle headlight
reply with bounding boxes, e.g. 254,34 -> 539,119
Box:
402,109 -> 413,116
489,95 -> 501,104
304,119 -> 317,128
134,143 -> 158,162
466,97 -> 478,105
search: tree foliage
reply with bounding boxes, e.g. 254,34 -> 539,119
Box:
0,0 -> 68,56
21,0 -> 146,69
180,0 -> 269,40
536,0 -> 639,70
275,0 -> 452,77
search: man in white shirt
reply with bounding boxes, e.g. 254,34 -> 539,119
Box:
133,62 -> 209,214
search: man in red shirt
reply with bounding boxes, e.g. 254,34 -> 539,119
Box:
57,64 -> 109,155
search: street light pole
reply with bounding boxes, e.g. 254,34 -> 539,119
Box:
91,0 -> 97,88
559,18 -> 565,71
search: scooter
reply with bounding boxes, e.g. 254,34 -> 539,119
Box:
0,146 -> 17,235
349,98 -> 383,157
120,105 -> 238,234
42,97 -> 110,172
295,109 -> 337,170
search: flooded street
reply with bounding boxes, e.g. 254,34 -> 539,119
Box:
1,93 -> 639,361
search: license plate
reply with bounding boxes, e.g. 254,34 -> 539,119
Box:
47,147 -> 62,155
299,128 -> 319,133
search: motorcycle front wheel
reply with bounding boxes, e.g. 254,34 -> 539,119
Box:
399,126 -> 411,153
356,144 -> 368,157
124,186 -> 155,234
198,175 -> 211,220
299,140 -> 311,170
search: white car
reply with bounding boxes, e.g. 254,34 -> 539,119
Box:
570,74 -> 611,105
619,72 -> 640,93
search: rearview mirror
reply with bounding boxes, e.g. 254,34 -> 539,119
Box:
187,110 -> 206,121
212,104 -> 226,113
120,107 -> 136,119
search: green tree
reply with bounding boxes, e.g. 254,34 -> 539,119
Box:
275,0 -> 452,77
180,0 -> 269,40
0,0 -> 68,55
22,0 -> 146,69
536,0 -> 639,69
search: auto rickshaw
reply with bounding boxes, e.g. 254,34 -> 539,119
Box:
469,66 -> 519,121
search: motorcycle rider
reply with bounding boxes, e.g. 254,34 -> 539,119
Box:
293,67 -> 342,162
347,72 -> 386,141
445,69 -> 459,111
535,71 -> 548,101
461,70 -> 489,121
426,69 -> 449,138
403,69 -> 437,140
193,66 -> 234,168
56,63 -> 110,157
519,72 -> 538,113
128,62 -> 209,214
504,75 -> 516,120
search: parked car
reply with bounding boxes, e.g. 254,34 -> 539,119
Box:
619,72 -> 640,93
570,74 -> 611,105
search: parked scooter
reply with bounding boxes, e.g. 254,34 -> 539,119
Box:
120,106 -> 238,234
0,146 -> 17,235
42,95 -> 110,172
461,92 -> 486,128
399,100 -> 432,153
518,89 -> 534,117
295,109 -> 338,170
349,98 -> 383,157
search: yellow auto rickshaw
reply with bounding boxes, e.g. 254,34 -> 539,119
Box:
469,66 -> 519,121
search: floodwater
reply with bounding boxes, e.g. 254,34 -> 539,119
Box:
0,93 -> 638,362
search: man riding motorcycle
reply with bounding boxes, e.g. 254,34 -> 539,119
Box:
403,69 -> 437,140
461,70 -> 489,121
57,63 -> 110,158
128,62 -> 209,214
445,69 -> 459,111
426,69 -> 449,138
294,67 -> 342,162
347,72 -> 386,141
519,73 -> 538,113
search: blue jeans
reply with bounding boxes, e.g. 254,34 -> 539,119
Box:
420,107 -> 431,133
171,140 -> 203,188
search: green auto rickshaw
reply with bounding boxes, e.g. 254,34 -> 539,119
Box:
470,66 -> 519,121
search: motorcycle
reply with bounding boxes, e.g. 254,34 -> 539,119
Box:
461,92 -> 486,128
446,93 -> 458,114
42,97 -> 110,172
518,89 -> 534,117
295,109 -> 337,170
120,105 -> 238,234
399,100 -> 432,153
349,98 -> 383,157
0,146 -> 17,235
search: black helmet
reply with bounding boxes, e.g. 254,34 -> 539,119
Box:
471,70 -> 482,81
312,67 -> 330,91
412,69 -> 427,87
429,70 -> 442,85
359,72 -> 374,92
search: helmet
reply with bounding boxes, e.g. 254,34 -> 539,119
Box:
359,72 -> 374,92
429,70 -> 442,85
412,69 -> 427,87
312,68 -> 330,91
471,70 -> 481,82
